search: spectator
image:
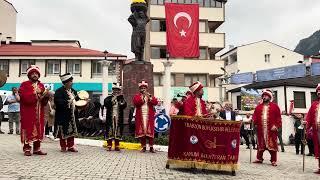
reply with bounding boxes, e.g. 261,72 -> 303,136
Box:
306,127 -> 314,156
293,113 -> 304,155
0,95 -> 4,134
243,113 -> 256,149
219,101 -> 236,120
169,98 -> 179,116
7,87 -> 20,135
44,91 -> 55,140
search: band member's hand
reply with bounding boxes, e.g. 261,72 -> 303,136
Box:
302,120 -> 307,125
78,118 -> 84,121
271,125 -> 278,131
88,116 -> 93,120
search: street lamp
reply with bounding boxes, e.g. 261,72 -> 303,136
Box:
103,50 -> 109,60
166,52 -> 170,61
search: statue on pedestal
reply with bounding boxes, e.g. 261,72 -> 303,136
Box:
128,0 -> 150,61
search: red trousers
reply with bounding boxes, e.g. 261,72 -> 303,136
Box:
256,149 -> 277,162
60,137 -> 75,148
23,141 -> 41,152
107,139 -> 120,148
139,136 -> 154,147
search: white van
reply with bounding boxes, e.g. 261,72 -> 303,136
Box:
0,90 -> 13,120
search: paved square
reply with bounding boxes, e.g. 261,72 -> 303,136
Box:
0,124 -> 318,179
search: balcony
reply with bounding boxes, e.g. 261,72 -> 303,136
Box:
151,59 -> 225,75
150,5 -> 225,22
150,31 -> 225,49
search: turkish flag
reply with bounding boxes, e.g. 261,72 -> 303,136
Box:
165,3 -> 199,58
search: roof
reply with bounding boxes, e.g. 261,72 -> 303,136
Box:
0,43 -> 127,58
228,75 -> 320,93
220,40 -> 299,58
3,0 -> 18,13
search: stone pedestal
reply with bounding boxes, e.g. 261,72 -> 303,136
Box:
122,61 -> 154,134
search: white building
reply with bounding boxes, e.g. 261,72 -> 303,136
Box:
0,0 -> 17,42
0,40 -> 127,102
221,40 -> 304,76
229,76 -> 320,144
148,0 -> 227,102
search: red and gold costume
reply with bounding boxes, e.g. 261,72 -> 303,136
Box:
183,95 -> 207,116
306,84 -> 320,174
19,66 -> 48,155
252,89 -> 281,165
133,81 -> 158,152
183,81 -> 207,117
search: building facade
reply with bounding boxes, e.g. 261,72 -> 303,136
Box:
148,0 -> 227,102
0,40 -> 127,102
0,0 -> 17,42
221,40 -> 304,75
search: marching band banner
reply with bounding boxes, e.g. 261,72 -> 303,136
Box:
165,3 -> 199,58
167,116 -> 240,171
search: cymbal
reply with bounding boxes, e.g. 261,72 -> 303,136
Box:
0,70 -> 7,88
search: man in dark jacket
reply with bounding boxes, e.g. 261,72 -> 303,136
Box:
54,73 -> 78,152
104,83 -> 127,151
219,101 -> 236,120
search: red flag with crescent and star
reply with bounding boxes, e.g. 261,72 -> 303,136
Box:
165,3 -> 199,58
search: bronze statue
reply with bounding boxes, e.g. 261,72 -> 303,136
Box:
128,1 -> 149,61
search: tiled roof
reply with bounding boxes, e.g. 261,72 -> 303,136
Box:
0,44 -> 126,58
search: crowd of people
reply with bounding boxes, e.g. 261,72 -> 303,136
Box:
1,65 -> 320,174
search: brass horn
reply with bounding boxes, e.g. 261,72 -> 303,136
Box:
0,70 -> 7,88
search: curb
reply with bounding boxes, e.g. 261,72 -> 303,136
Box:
74,138 -> 168,152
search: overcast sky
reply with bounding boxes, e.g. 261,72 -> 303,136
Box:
9,0 -> 320,57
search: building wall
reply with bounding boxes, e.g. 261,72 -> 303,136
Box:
149,3 -> 226,102
237,41 -> 304,73
2,59 -> 118,93
0,0 -> 17,41
151,59 -> 224,75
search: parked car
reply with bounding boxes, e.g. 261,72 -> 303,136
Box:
0,90 -> 13,121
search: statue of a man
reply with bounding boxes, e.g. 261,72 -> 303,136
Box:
128,4 -> 149,61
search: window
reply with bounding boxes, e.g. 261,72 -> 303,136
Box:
0,60 -> 9,76
46,60 -> 60,75
154,74 -> 163,86
198,0 -> 204,7
151,46 -> 167,59
184,74 -> 207,86
199,48 -> 207,60
293,91 -> 306,108
265,54 -> 270,63
92,61 -> 102,76
67,60 -> 81,75
151,19 -> 166,32
20,60 -> 35,75
311,92 -> 317,102
150,0 -> 224,7
108,61 -> 116,75
171,74 -> 176,86
273,91 -> 278,104
215,0 -> 222,7
237,95 -> 241,110
199,21 -> 207,33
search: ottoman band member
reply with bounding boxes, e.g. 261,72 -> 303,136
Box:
133,80 -> 158,153
54,73 -> 78,152
252,89 -> 282,166
19,65 -> 49,156
183,81 -> 208,117
306,83 -> 320,174
104,83 -> 127,151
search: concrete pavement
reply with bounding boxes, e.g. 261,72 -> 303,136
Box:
0,122 -> 319,179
